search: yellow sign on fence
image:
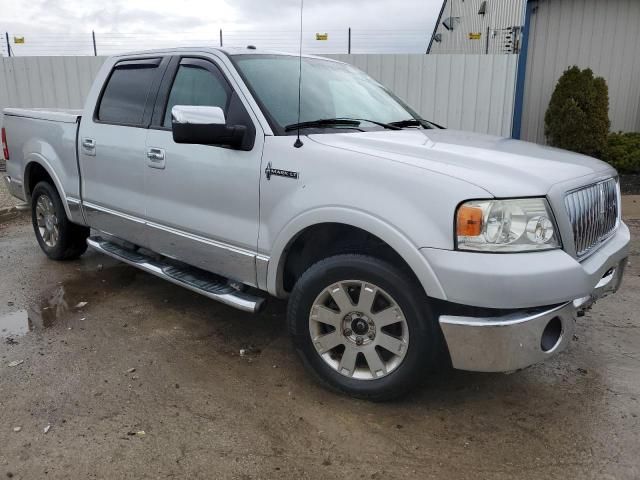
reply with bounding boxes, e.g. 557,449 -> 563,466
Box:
13,36 -> 25,44
315,33 -> 328,41
468,32 -> 482,40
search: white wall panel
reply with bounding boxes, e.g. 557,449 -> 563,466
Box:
1,54 -> 517,137
430,0 -> 526,54
521,0 -> 640,143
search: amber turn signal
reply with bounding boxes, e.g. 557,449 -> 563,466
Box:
456,205 -> 483,236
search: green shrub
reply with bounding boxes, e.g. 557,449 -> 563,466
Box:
602,132 -> 640,174
544,66 -> 610,158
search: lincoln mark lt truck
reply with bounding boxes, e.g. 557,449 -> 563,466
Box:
2,48 -> 630,400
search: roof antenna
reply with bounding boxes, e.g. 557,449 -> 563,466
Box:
293,0 -> 304,148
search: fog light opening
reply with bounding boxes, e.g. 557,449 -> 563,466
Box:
541,317 -> 563,352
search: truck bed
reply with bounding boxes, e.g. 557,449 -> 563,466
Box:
2,107 -> 83,218
3,107 -> 82,123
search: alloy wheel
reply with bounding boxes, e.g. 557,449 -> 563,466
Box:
309,280 -> 409,380
35,194 -> 59,248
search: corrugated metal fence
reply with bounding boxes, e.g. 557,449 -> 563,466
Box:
0,56 -> 106,125
329,54 -> 517,136
0,54 -> 518,137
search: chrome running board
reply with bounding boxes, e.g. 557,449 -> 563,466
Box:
87,236 -> 265,313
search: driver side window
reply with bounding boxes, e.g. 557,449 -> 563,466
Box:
163,63 -> 231,127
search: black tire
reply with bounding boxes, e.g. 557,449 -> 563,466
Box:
288,254 -> 444,401
31,181 -> 89,261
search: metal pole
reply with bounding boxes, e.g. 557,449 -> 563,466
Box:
92,30 -> 97,56
485,27 -> 490,54
426,0 -> 447,53
348,27 -> 351,54
511,0 -> 534,139
5,32 -> 11,57
219,29 -> 223,47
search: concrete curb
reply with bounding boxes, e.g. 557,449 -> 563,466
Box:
0,206 -> 19,222
0,203 -> 28,223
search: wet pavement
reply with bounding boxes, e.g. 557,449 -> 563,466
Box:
1,210 -> 639,479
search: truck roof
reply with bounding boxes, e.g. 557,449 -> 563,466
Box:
108,46 -> 343,63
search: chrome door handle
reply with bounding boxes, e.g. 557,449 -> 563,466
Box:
146,148 -> 165,161
82,138 -> 95,149
81,138 -> 96,156
146,147 -> 166,169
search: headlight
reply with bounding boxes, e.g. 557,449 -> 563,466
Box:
456,198 -> 560,252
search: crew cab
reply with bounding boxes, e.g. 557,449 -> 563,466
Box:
1,47 -> 630,400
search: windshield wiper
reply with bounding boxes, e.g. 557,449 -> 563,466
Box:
388,118 -> 438,129
347,118 -> 402,130
284,118 -> 361,132
284,117 -> 402,132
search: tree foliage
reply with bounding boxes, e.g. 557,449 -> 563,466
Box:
602,132 -> 640,174
544,66 -> 610,157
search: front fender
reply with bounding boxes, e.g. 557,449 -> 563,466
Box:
265,206 -> 446,300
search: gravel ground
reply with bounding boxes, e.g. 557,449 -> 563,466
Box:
0,204 -> 638,479
621,174 -> 640,195
0,174 -> 19,211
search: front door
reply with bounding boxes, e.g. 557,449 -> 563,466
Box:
79,57 -> 167,246
144,56 -> 263,286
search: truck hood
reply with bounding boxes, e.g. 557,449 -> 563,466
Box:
309,129 -> 615,197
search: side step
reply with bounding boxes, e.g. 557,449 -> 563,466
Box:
87,236 -> 265,313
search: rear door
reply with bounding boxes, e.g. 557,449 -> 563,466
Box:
79,57 -> 167,246
144,55 -> 264,286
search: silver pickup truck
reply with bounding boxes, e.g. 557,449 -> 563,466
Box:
2,47 -> 630,400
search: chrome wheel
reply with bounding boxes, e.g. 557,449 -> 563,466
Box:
309,281 -> 409,380
35,194 -> 59,247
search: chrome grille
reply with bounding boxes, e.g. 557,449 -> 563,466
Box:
564,178 -> 619,257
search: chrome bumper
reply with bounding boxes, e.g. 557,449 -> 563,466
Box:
439,257 -> 626,372
3,175 -> 25,201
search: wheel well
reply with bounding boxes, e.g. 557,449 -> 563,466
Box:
281,223 -> 418,293
24,162 -> 54,199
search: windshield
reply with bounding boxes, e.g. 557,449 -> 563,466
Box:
232,54 -> 423,134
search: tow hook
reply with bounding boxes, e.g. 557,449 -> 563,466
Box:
573,296 -> 594,317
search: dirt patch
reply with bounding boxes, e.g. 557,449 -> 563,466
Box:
0,212 -> 639,479
621,174 -> 640,195
622,195 -> 640,219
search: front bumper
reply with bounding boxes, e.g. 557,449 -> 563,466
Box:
438,256 -> 626,372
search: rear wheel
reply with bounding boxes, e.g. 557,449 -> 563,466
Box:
288,254 -> 443,401
31,181 -> 89,260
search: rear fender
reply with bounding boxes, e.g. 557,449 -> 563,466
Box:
24,155 -> 75,221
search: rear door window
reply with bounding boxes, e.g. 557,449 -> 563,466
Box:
97,59 -> 161,125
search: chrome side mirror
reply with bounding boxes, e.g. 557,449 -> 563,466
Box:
171,105 -> 246,148
171,105 -> 226,125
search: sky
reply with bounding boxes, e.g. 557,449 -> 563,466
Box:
0,0 -> 442,56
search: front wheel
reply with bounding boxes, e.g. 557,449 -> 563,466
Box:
31,181 -> 89,260
288,254 -> 444,401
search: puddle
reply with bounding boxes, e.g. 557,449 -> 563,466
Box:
1,264 -> 138,339
1,286 -> 84,339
